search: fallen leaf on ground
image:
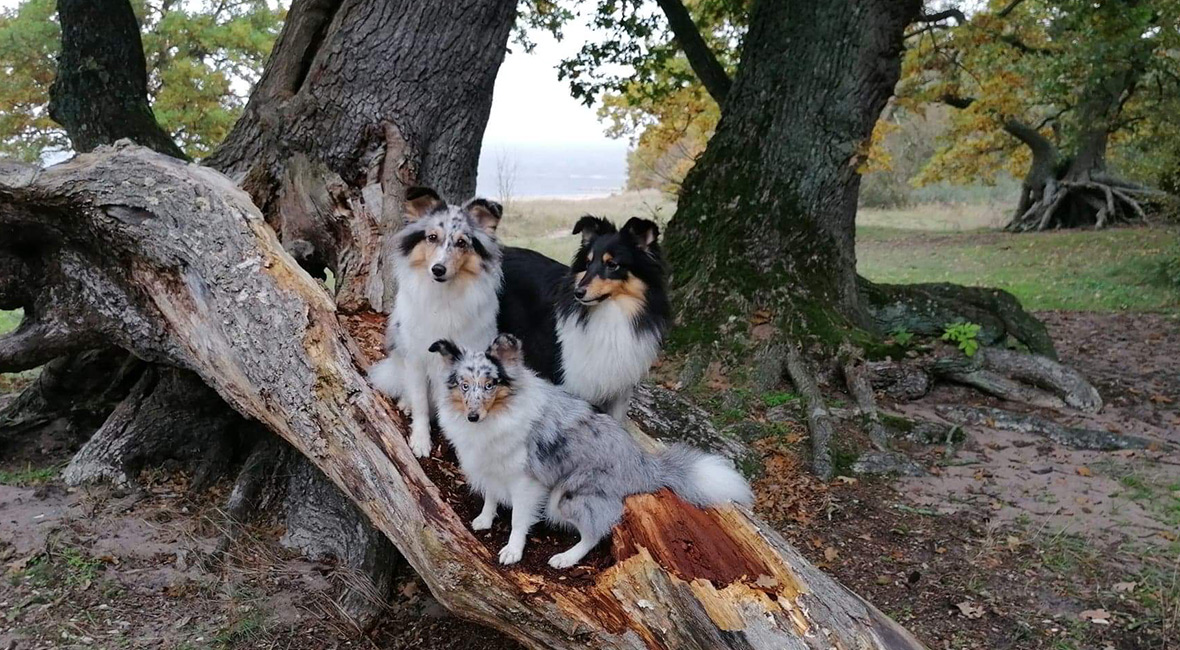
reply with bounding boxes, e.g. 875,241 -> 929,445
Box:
956,601 -> 984,619
834,476 -> 857,484
824,547 -> 839,562
1076,466 -> 1093,477
1112,581 -> 1137,593
1079,609 -> 1111,625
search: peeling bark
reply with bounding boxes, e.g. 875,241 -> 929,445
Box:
0,143 -> 928,650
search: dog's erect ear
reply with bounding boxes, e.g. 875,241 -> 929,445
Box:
428,339 -> 462,362
405,186 -> 444,222
621,217 -> 660,252
465,198 -> 502,235
487,333 -> 522,366
571,215 -> 616,246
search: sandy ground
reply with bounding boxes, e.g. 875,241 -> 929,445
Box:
1,311 -> 1177,649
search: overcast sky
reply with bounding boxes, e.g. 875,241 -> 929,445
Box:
483,24 -> 620,149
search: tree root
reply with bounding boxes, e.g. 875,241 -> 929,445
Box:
929,357 -> 1067,411
629,383 -> 755,468
935,405 -> 1163,451
281,456 -> 401,631
839,347 -> 890,451
976,347 -> 1102,412
62,367 -> 244,489
1005,176 -> 1162,232
784,345 -> 836,480
860,278 -> 1057,358
203,434 -> 291,568
0,348 -> 141,450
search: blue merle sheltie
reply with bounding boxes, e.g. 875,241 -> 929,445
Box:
369,186 -> 503,457
498,216 -> 671,421
429,334 -> 751,567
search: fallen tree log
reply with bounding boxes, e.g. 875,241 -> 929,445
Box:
0,144 -> 926,649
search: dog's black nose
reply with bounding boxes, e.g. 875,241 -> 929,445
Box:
574,286 -> 587,299
467,412 -> 480,422
431,264 -> 446,277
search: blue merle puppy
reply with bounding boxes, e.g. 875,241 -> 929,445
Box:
427,333 -> 753,568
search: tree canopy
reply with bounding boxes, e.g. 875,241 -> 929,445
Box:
0,0 -> 284,161
901,0 -> 1180,190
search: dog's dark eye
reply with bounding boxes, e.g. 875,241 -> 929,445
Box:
604,260 -> 619,271
455,239 -> 467,249
427,233 -> 439,243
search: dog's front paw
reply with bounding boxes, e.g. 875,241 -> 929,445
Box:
547,550 -> 581,569
396,398 -> 410,412
409,429 -> 432,458
498,544 -> 524,565
471,513 -> 495,531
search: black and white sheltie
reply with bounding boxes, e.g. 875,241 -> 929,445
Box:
498,216 -> 671,420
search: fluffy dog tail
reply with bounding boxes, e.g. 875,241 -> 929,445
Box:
654,444 -> 753,507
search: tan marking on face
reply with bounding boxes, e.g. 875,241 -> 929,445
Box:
614,274 -> 648,317
448,386 -> 467,414
581,276 -> 620,302
484,384 -> 515,416
456,247 -> 483,280
581,274 -> 647,315
408,230 -> 443,268
601,252 -> 613,263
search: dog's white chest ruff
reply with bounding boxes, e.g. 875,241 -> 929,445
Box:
557,303 -> 660,405
393,273 -> 499,356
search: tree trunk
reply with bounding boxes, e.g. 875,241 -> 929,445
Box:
0,143 -> 927,649
48,0 -> 187,159
206,0 -> 517,311
664,0 -> 922,338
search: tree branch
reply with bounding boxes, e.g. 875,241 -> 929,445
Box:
914,8 -> 965,24
654,0 -> 731,104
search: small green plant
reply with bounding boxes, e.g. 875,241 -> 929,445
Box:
941,321 -> 981,357
888,326 -> 914,346
761,391 -> 800,407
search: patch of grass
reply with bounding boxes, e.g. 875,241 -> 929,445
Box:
0,463 -> 59,487
0,309 -> 21,335
859,226 -> 1180,312
215,608 -> 268,648
59,547 -> 103,588
1112,471 -> 1180,527
761,391 -> 800,407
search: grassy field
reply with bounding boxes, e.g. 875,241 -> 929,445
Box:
859,225 -> 1179,312
500,193 -> 1178,314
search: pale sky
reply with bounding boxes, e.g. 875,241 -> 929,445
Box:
483,23 -> 621,149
